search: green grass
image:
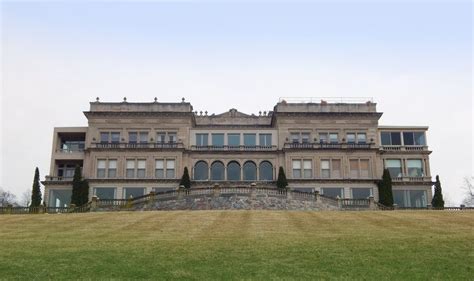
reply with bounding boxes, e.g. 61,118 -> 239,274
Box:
0,211 -> 472,280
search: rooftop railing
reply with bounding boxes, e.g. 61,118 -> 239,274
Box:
190,145 -> 277,151
91,142 -> 184,149
284,142 -> 372,150
381,145 -> 428,151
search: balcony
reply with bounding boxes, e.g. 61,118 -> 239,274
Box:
283,142 -> 372,150
392,176 -> 432,182
381,145 -> 428,152
44,176 -> 74,182
190,145 -> 277,152
91,142 -> 184,150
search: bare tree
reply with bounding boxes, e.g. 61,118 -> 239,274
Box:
21,189 -> 32,207
0,187 -> 17,206
461,177 -> 474,207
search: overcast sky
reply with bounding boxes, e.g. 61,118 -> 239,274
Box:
1,1 -> 472,204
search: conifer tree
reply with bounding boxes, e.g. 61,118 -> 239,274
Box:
431,175 -> 445,208
377,168 -> 394,207
80,179 -> 90,206
31,167 -> 42,207
71,166 -> 82,206
179,167 -> 191,189
276,167 -> 288,189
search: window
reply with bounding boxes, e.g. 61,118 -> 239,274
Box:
347,133 -> 356,144
403,132 -> 426,146
244,134 -> 256,146
212,134 -> 224,147
292,160 -> 301,178
166,160 -> 175,178
168,133 -> 177,143
49,189 -> 72,208
321,160 -> 330,178
357,133 -> 367,144
156,133 -> 166,143
228,134 -> 240,146
100,133 -> 109,143
360,160 -> 370,178
321,188 -> 344,199
301,133 -> 310,144
329,133 -> 339,144
194,161 -> 209,180
243,161 -> 257,181
291,133 -> 300,143
319,133 -> 328,143
332,160 -> 341,178
126,160 -> 135,178
196,133 -> 209,146
352,188 -> 372,199
111,132 -> 120,143
137,160 -> 146,178
349,160 -> 359,178
386,159 -> 402,178
139,132 -> 148,143
211,161 -> 225,181
97,160 -> 106,178
58,164 -> 78,178
303,160 -> 312,178
129,132 -> 138,143
259,161 -> 273,181
108,160 -> 117,178
94,188 -> 116,200
407,159 -> 423,177
123,188 -> 145,199
393,190 -> 427,207
227,161 -> 241,181
381,132 -> 401,145
155,160 -> 164,179
259,134 -> 272,146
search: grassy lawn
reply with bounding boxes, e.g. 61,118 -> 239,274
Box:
0,211 -> 472,280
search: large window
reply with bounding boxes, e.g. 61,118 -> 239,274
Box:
94,188 -> 116,200
129,132 -> 148,144
332,160 -> 341,178
352,188 -> 372,199
228,134 -> 240,146
108,160 -> 117,178
211,161 -> 225,181
321,188 -> 344,199
137,160 -> 146,178
243,161 -> 257,181
156,132 -> 177,144
124,188 -> 145,199
292,159 -> 311,178
194,161 -> 209,180
386,159 -> 402,178
49,189 -> 72,207
97,160 -> 106,178
58,164 -> 78,178
244,134 -> 256,146
292,160 -> 301,178
100,132 -> 120,143
259,161 -> 273,181
403,132 -> 426,146
349,159 -> 370,178
349,160 -> 359,178
196,133 -> 208,146
227,161 -> 241,181
321,160 -> 330,178
126,160 -> 135,178
393,190 -> 427,207
155,160 -> 164,178
259,134 -> 272,146
166,160 -> 175,178
303,160 -> 312,178
381,132 -> 402,146
407,159 -> 423,177
360,160 -> 370,178
155,159 -> 175,179
212,134 -> 224,147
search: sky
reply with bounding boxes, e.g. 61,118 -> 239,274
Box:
1,1 -> 472,205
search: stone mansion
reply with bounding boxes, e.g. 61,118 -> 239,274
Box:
42,98 -> 433,208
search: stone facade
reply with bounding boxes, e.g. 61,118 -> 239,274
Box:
42,98 -> 433,208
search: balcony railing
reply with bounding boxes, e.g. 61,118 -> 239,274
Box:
190,145 -> 277,151
91,142 -> 184,149
44,176 -> 74,182
381,145 -> 427,151
392,176 -> 432,182
284,142 -> 372,150
56,148 -> 85,153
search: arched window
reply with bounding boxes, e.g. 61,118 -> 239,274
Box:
259,161 -> 273,181
194,161 -> 209,180
243,161 -> 257,181
211,161 -> 225,181
227,161 -> 241,181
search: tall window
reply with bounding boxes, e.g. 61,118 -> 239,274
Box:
211,161 -> 225,180
129,132 -> 138,143
347,133 -> 356,144
381,132 -> 402,145
168,132 -> 177,143
100,133 -> 109,143
244,134 -> 256,146
111,132 -> 120,143
259,161 -> 273,181
291,133 -> 300,143
357,133 -> 367,144
227,161 -> 241,181
228,134 -> 240,146
321,188 -> 344,199
97,160 -> 106,178
403,132 -> 426,146
108,160 -> 117,178
292,160 -> 301,178
126,160 -> 135,178
137,160 -> 146,178
303,160 -> 312,178
386,159 -> 402,178
212,134 -> 224,147
259,134 -> 272,146
166,160 -> 175,178
407,159 -> 423,177
329,133 -> 339,144
349,160 -> 359,178
156,133 -> 166,143
332,160 -> 341,178
319,133 -> 328,143
155,160 -> 164,178
321,160 -> 330,178
360,160 -> 370,178
243,161 -> 257,181
194,161 -> 209,180
196,133 -> 209,146
139,132 -> 148,143
301,133 -> 310,143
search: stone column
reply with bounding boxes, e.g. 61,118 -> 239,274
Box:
368,196 -> 376,210
213,183 -> 220,197
314,190 -> 320,202
69,203 -> 76,213
91,196 -> 98,212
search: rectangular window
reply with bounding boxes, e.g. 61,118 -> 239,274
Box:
97,160 -> 106,178
126,160 -> 135,178
228,134 -> 240,146
386,159 -> 402,178
407,159 -> 424,177
329,133 -> 339,144
196,133 -> 208,146
332,160 -> 341,178
156,133 -> 166,143
393,190 -> 427,207
319,133 -> 328,143
259,134 -> 272,146
244,134 -> 256,146
168,133 -> 177,143
111,132 -> 120,143
360,159 -> 370,178
139,132 -> 148,143
303,160 -> 312,178
380,132 -> 391,145
137,160 -> 146,178
357,133 -> 367,144
321,188 -> 343,199
155,160 -> 164,179
129,132 -> 138,143
166,160 -> 175,178
414,132 -> 426,145
403,132 -> 415,146
391,132 -> 401,145
292,160 -> 301,178
347,133 -> 356,144
108,160 -> 117,178
100,133 -> 109,143
94,188 -> 116,200
352,188 -> 372,199
212,133 -> 224,147
291,133 -> 300,143
349,159 -> 359,178
301,133 -> 310,144
123,188 -> 145,199
321,160 -> 330,178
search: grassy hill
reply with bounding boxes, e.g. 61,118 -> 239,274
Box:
0,211 -> 472,280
